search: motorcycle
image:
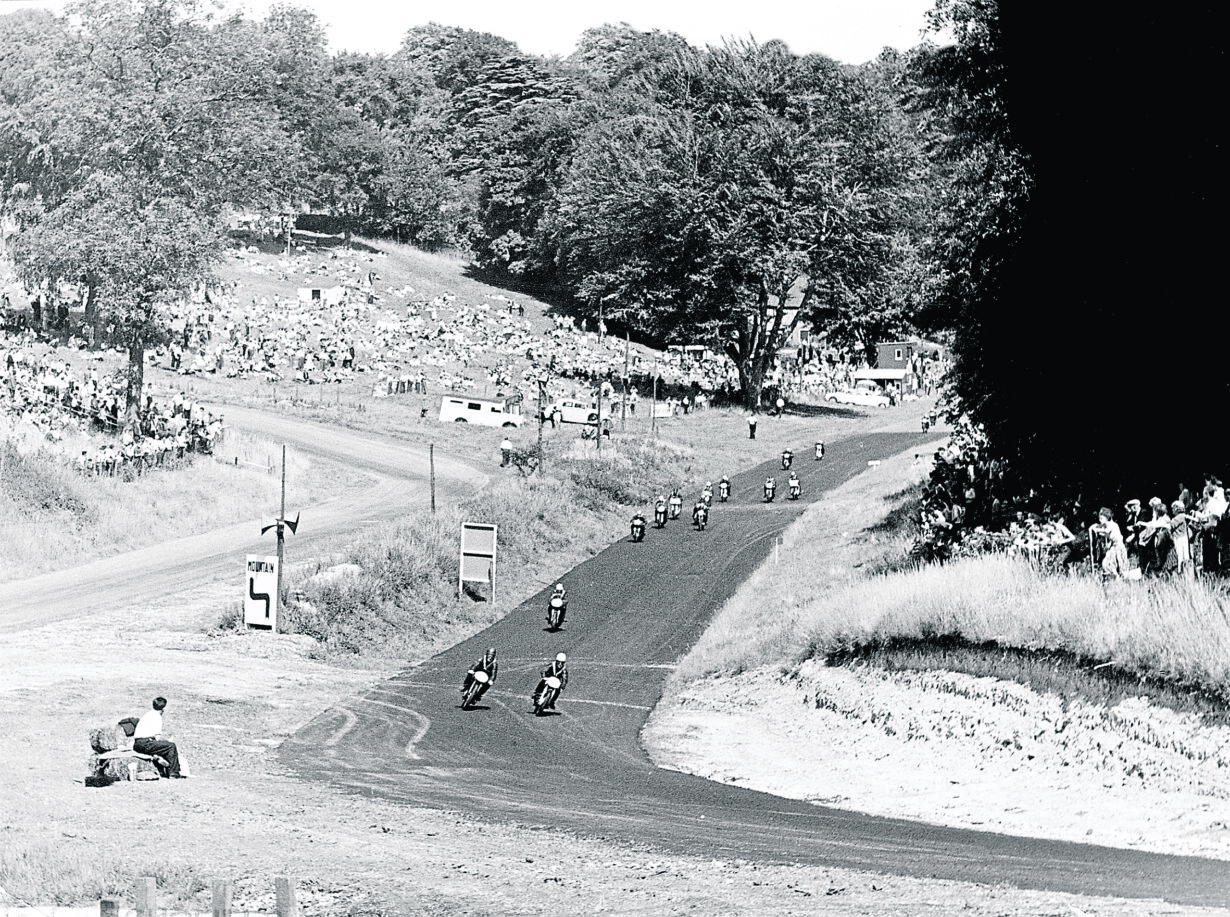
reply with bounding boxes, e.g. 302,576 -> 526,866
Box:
788,477 -> 801,500
630,514 -> 646,542
814,441 -> 825,461
668,493 -> 683,520
718,478 -> 730,502
461,670 -> 490,710
693,503 -> 709,531
763,477 -> 776,502
546,595 -> 567,631
533,675 -> 563,715
654,501 -> 668,527
701,484 -> 713,507
781,449 -> 793,470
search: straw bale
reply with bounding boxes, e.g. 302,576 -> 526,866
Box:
89,725 -> 120,753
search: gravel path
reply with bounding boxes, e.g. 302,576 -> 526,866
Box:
644,658 -> 1230,861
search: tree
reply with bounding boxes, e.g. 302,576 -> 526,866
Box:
0,0 -> 303,423
552,41 -> 904,408
907,0 -> 1225,510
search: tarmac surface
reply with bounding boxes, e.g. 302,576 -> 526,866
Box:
279,430 -> 1230,907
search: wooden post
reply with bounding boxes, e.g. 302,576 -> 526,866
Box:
100,899 -> 121,917
134,877 -> 157,917
276,444 -> 286,630
651,368 -> 658,438
621,331 -> 629,432
275,878 -> 298,917
429,444 -> 436,514
212,881 -> 232,917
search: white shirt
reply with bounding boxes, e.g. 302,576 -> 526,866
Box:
134,709 -> 162,739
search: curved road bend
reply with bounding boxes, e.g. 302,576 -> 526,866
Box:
0,405 -> 486,633
282,430 -> 1230,906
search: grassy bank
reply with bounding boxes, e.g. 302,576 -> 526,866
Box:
0,430 -> 349,582
671,444 -> 1230,713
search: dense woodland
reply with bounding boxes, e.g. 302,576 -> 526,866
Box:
1,0 -> 1224,512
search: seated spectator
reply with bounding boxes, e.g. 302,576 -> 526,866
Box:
132,696 -> 186,778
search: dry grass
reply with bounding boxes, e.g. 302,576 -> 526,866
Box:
673,444 -> 934,682
0,840 -> 209,907
672,443 -> 1230,706
0,430 -> 346,582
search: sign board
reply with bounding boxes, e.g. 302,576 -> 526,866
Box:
244,554 -> 279,630
459,523 -> 497,602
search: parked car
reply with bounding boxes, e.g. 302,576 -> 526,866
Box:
439,395 -> 523,427
546,398 -> 611,425
825,380 -> 891,408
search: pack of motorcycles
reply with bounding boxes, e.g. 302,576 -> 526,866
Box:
464,444 -> 821,715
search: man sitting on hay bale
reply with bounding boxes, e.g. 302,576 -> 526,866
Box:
133,696 -> 187,778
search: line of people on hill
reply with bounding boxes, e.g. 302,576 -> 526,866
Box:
1,329 -> 223,472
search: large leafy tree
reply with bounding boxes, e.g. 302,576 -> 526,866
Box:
0,0 -> 304,422
908,0 -> 1225,508
552,40 -> 905,407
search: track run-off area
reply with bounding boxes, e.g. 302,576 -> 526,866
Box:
277,427 -> 1230,908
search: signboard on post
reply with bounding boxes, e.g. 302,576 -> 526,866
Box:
244,554 -> 279,630
459,523 -> 497,604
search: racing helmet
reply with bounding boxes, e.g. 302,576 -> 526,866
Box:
555,583 -> 564,591
556,652 -> 567,663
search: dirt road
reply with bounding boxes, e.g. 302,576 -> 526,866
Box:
0,406 -> 486,632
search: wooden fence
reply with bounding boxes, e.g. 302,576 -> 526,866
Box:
99,877 -> 301,917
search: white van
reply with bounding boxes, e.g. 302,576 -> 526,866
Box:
438,396 -> 523,428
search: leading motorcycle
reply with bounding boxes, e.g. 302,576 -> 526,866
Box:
630,513 -> 646,542
763,476 -> 776,502
546,595 -> 567,631
461,670 -> 490,710
718,477 -> 730,502
654,498 -> 668,528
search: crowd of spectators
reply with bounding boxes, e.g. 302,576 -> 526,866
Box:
914,419 -> 1227,579
1,329 -> 223,476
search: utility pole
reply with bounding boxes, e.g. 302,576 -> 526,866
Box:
596,299 -> 603,453
536,373 -> 547,475
651,360 -> 658,437
260,445 -> 299,629
621,330 -> 630,432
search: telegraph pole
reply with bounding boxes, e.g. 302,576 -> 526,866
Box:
621,330 -> 630,432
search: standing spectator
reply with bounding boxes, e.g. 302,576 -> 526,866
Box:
1091,507 -> 1129,578
747,413 -> 757,440
499,436 -> 512,467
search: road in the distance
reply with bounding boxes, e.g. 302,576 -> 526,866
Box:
0,405 -> 486,632
281,430 -> 1230,907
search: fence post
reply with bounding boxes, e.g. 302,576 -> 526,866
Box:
212,880 -> 232,917
99,899 -> 121,917
275,878 -> 299,917
134,877 -> 157,917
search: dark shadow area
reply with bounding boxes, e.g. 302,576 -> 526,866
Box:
779,403 -> 863,419
826,634 -> 1230,726
462,261 -> 576,315
226,230 -> 380,256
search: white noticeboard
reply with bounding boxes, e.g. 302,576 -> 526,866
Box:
459,523 -> 497,603
244,554 -> 279,630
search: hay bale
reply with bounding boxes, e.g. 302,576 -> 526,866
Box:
89,725 -> 120,753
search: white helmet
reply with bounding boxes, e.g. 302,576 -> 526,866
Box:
556,652 -> 567,663
555,583 -> 564,590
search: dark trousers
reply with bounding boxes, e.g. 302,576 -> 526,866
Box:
134,737 -> 181,777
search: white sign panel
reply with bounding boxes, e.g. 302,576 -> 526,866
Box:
459,523 -> 497,602
244,554 -> 279,630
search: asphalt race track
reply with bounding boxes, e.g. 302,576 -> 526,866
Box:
281,430 -> 1230,907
